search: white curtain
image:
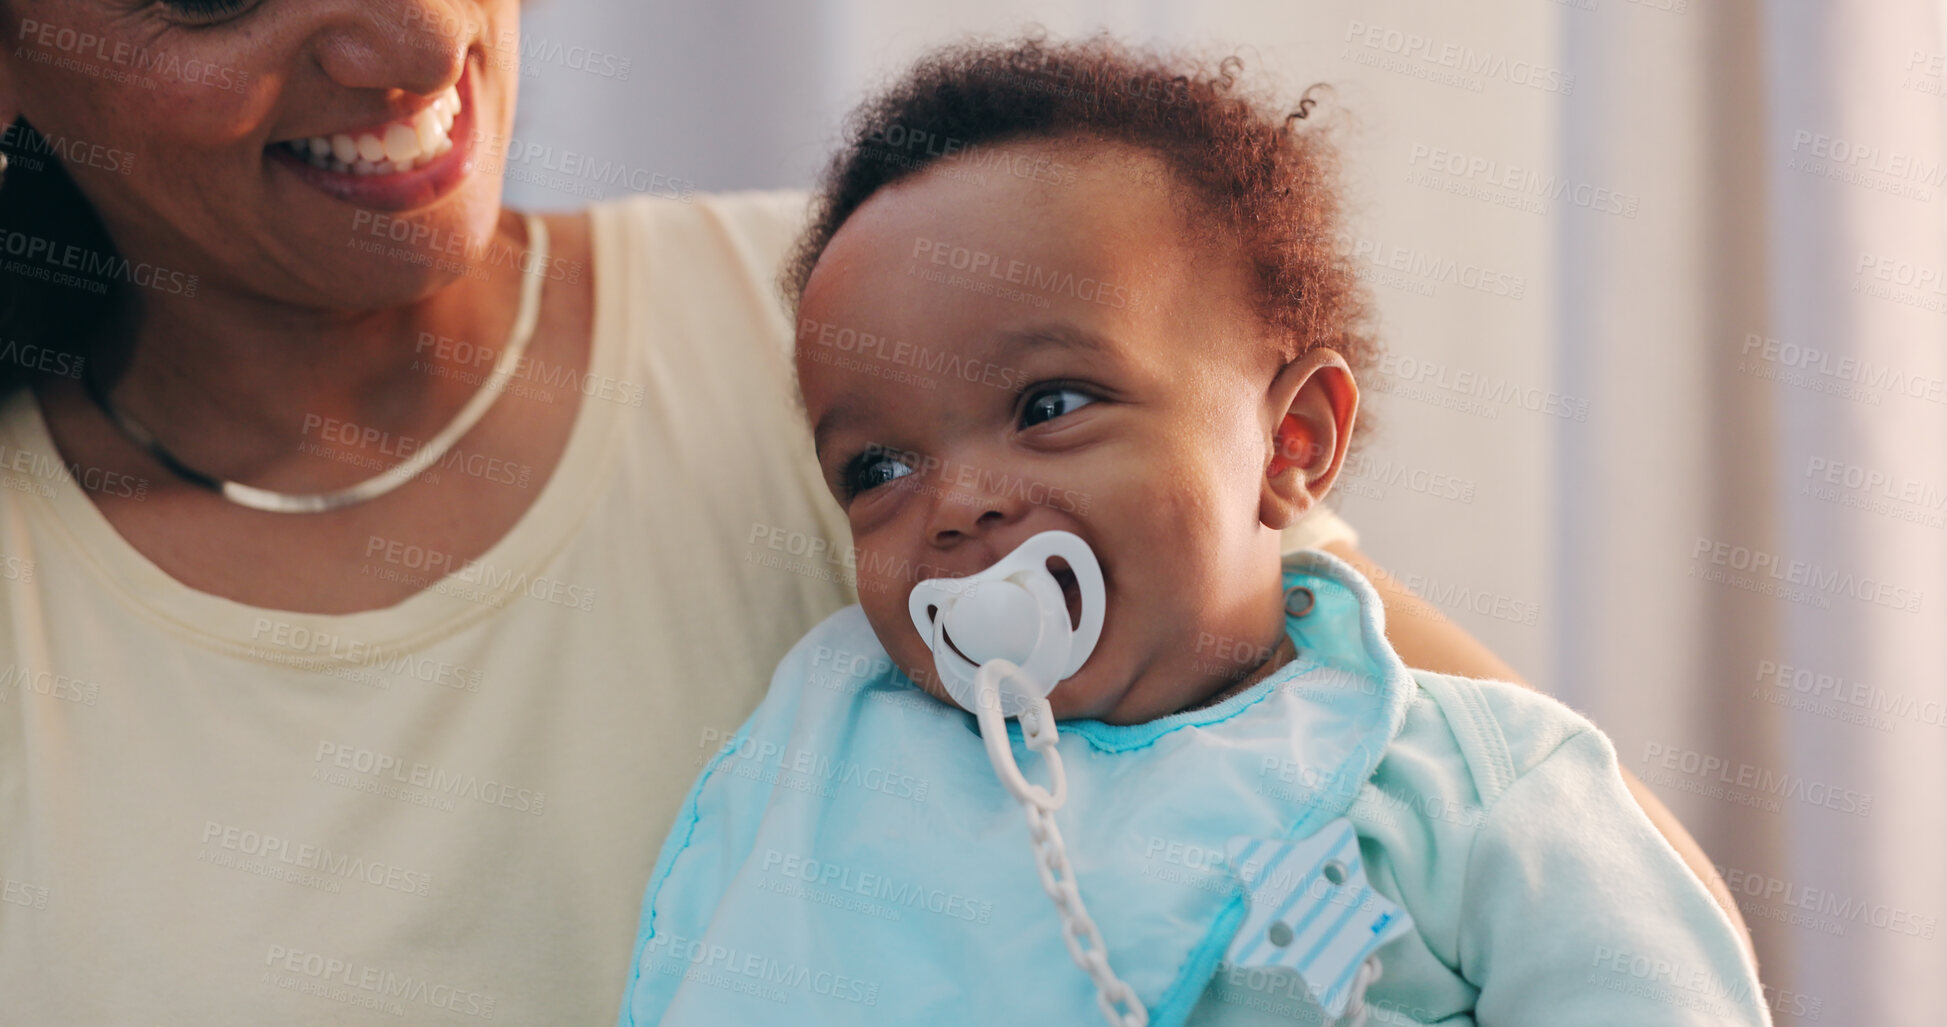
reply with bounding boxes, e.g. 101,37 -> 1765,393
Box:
514,0 -> 1947,1021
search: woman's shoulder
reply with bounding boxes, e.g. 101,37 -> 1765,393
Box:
589,189 -> 812,281
582,190 -> 813,367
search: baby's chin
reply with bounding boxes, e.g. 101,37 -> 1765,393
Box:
890,650 -> 1132,722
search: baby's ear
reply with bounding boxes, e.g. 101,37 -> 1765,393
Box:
1259,348 -> 1359,531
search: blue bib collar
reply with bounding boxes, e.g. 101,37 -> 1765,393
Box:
622,548 -> 1414,1027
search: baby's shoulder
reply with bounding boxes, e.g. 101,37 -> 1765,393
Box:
1372,669 -> 1610,818
762,604 -> 898,695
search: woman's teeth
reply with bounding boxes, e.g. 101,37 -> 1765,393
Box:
279,86 -> 460,175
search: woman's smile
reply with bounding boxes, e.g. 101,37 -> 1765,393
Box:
265,59 -> 480,212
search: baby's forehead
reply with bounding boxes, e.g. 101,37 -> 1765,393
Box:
808,152 -> 1249,324
852,139 -> 1219,266
794,141 -> 1279,421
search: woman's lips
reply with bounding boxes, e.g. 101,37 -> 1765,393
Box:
265,64 -> 480,212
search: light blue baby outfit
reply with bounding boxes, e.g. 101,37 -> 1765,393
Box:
619,550 -> 1770,1026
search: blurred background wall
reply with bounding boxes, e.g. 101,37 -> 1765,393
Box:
509,1 -> 1947,1022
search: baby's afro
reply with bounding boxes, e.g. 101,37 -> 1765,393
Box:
783,33 -> 1379,384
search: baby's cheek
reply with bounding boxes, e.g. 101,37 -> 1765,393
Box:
889,638 -> 958,708
855,591 -> 942,695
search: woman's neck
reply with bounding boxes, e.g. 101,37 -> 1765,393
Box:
87,216 -> 531,479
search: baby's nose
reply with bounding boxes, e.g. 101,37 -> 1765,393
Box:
931,505 -> 1015,546
926,470 -> 1031,546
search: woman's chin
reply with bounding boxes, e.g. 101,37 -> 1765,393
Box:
264,185 -> 510,310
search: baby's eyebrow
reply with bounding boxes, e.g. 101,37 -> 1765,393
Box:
811,397 -> 860,457
992,323 -> 1119,364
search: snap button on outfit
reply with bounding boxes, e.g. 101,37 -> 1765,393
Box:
1284,585 -> 1316,618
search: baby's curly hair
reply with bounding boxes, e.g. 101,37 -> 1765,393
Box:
782,33 -> 1378,385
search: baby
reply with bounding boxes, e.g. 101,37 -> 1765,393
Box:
620,37 -> 1768,1027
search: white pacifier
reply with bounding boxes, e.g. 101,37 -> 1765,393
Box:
907,530 -> 1105,717
908,530 -> 1145,1027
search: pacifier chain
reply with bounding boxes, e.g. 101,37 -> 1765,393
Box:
971,660 -> 1147,1027
1340,957 -> 1381,1027
909,532 -> 1147,1027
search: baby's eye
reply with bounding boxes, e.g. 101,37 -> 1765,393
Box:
1021,387 -> 1096,428
841,449 -> 916,498
155,0 -> 258,24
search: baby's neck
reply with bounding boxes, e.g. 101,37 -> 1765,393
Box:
1177,632 -> 1300,714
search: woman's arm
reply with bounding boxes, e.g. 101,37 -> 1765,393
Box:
1320,539 -> 1756,962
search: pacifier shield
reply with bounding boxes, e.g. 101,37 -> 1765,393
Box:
943,580 -> 1040,666
907,530 -> 1106,716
